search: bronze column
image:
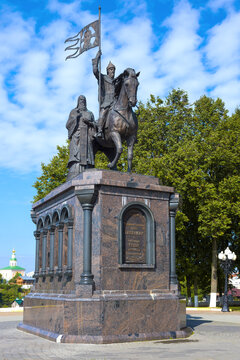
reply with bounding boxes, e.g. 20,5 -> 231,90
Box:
76,188 -> 97,287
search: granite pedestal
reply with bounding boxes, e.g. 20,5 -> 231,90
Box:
18,169 -> 189,343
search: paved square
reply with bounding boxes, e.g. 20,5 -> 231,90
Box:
1,311 -> 240,360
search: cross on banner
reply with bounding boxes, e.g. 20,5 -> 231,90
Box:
65,20 -> 100,60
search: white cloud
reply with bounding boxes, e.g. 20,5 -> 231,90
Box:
102,16 -> 156,99
205,12 -> 240,67
117,0 -> 148,17
208,0 -> 235,12
153,0 -> 209,101
0,11 -> 34,73
204,10 -> 240,110
47,0 -> 96,25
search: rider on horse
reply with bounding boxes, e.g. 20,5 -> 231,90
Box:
92,50 -> 116,139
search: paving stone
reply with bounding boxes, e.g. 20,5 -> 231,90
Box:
1,312 -> 240,360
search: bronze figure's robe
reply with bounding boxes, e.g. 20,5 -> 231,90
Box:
66,107 -> 95,171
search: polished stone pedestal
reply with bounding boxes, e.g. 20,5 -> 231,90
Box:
18,169 -> 190,343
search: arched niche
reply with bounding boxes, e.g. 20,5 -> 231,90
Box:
36,218 -> 44,271
44,214 -> 52,269
52,210 -> 60,225
37,217 -> 44,230
60,205 -> 73,273
60,205 -> 72,222
118,202 -> 155,268
52,210 -> 60,268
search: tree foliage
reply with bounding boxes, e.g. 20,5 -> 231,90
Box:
8,272 -> 22,284
133,91 -> 240,294
33,143 -> 109,202
0,274 -> 25,308
33,144 -> 69,202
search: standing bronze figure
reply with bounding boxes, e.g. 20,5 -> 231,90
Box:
66,95 -> 96,180
92,50 -> 116,139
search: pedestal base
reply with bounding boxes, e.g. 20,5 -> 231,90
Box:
18,292 -> 190,343
21,170 -> 189,343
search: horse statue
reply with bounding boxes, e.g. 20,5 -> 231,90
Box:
93,68 -> 140,172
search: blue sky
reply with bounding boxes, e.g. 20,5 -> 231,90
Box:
0,0 -> 240,272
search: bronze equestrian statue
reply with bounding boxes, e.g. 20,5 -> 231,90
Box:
66,56 -> 140,178
92,66 -> 140,172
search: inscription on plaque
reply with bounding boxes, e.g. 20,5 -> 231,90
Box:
123,208 -> 146,264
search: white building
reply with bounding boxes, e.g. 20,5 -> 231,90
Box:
0,249 -> 25,281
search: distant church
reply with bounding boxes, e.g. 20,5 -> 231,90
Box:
0,249 -> 25,281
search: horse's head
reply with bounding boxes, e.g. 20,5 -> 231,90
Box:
122,68 -> 140,107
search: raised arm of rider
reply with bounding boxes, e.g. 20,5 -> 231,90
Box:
92,50 -> 102,79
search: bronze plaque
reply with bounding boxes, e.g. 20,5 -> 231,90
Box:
123,208 -> 146,264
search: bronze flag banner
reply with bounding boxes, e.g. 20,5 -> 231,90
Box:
65,20 -> 100,60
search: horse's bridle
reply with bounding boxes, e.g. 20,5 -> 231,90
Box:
122,75 -> 138,108
112,72 -> 138,127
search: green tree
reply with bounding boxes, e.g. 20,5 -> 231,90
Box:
33,143 -> 69,202
0,282 -> 23,308
33,143 -> 109,202
132,91 -> 240,304
192,98 -> 240,306
8,272 -> 22,284
132,91 -> 212,299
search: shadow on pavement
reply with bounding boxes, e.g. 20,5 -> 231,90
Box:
187,315 -> 212,330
